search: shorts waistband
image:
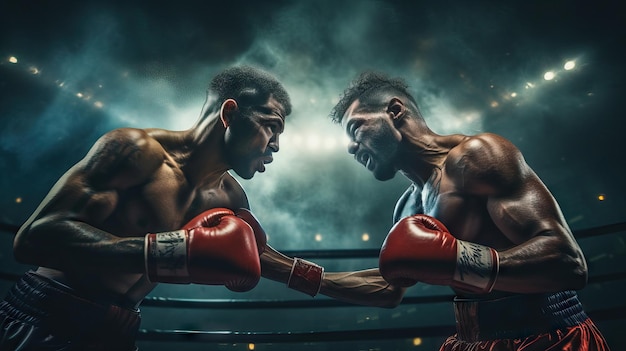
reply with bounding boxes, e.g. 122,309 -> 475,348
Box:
453,290 -> 588,341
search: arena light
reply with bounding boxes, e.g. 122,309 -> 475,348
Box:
315,233 -> 323,242
8,56 -> 18,64
597,194 -> 606,201
543,71 -> 555,81
564,60 -> 576,70
361,233 -> 370,242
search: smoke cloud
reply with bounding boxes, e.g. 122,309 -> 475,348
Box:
1,0 -> 623,242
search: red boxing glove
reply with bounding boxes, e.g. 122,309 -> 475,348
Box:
379,214 -> 499,294
234,208 -> 267,255
144,208 -> 261,292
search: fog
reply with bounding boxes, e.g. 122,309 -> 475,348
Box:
0,0 -> 624,349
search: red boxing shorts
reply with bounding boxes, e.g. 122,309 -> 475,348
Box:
440,291 -> 610,351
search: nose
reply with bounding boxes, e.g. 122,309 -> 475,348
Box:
269,134 -> 280,153
347,140 -> 358,155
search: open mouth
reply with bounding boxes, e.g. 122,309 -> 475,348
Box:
357,152 -> 374,170
257,155 -> 273,172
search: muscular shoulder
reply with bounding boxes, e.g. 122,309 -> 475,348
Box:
445,133 -> 528,195
81,128 -> 166,189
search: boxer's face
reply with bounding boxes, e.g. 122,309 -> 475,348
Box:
225,95 -> 286,179
342,99 -> 400,181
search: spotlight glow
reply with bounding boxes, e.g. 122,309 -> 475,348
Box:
343,135 -> 351,148
324,136 -> 337,150
564,60 -> 576,70
543,71 -> 555,80
306,135 -> 320,150
315,233 -> 323,242
362,233 -> 370,241
8,56 -> 18,64
291,133 -> 303,146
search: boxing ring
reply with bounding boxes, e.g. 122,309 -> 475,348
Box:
1,221 -> 624,350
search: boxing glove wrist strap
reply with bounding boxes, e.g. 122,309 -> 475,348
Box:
453,240 -> 499,294
145,230 -> 189,283
287,257 -> 324,297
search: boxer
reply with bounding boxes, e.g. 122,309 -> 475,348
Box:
1,66 -> 403,350
329,71 -> 611,350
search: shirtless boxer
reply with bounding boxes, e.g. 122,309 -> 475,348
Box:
0,66 -> 402,350
329,71 -> 611,350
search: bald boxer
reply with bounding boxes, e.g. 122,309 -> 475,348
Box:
1,66 -> 402,351
330,71 -> 610,350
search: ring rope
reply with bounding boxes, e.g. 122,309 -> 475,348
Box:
135,306 -> 625,343
0,220 -> 623,343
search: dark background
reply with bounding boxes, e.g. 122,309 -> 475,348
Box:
1,0 -> 624,350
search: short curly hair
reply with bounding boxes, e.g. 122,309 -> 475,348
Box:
329,71 -> 416,124
209,65 -> 292,116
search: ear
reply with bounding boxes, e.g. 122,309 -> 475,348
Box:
387,98 -> 405,122
220,99 -> 239,128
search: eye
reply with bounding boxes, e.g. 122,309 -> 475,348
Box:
349,121 -> 361,139
265,122 -> 280,134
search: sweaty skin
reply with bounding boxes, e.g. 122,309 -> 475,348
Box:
14,100 -> 280,303
342,98 -> 587,297
14,95 -> 403,308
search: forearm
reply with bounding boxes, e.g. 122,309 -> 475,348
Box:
260,245 -> 404,308
321,269 -> 405,308
259,244 -> 295,282
14,219 -> 145,274
494,235 -> 587,293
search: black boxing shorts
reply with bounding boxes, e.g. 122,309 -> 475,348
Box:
439,290 -> 610,350
0,271 -> 141,351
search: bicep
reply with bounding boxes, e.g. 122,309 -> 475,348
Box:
13,164 -> 124,267
18,129 -> 162,241
17,166 -> 119,242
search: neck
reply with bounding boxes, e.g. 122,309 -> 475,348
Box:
182,110 -> 230,187
397,120 -> 466,186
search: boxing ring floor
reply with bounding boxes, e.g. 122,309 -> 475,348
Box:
1,221 -> 624,350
